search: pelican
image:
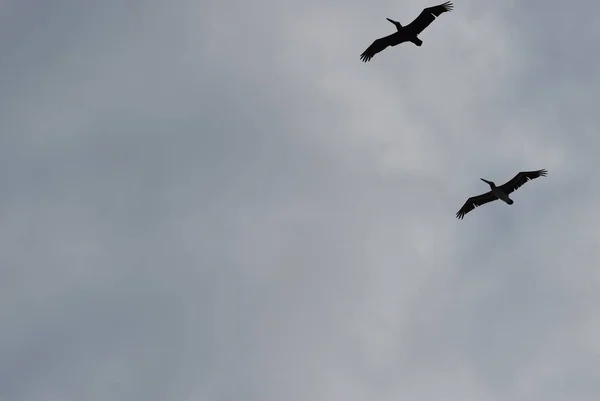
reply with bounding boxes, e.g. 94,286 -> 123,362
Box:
456,169 -> 548,219
359,2 -> 454,62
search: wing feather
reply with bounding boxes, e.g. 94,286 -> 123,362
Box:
456,191 -> 497,220
360,33 -> 397,62
498,169 -> 548,195
405,1 -> 453,36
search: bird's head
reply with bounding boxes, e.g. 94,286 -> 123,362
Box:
480,178 -> 494,187
386,18 -> 403,29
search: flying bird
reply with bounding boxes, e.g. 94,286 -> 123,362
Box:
456,169 -> 548,220
360,2 -> 454,62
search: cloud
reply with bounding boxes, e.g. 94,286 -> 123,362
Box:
0,0 -> 599,400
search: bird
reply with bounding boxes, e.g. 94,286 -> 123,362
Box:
456,169 -> 548,219
359,2 -> 454,62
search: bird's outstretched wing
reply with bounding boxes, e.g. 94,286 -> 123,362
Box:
498,169 -> 548,195
360,34 -> 397,62
405,1 -> 453,36
456,191 -> 497,220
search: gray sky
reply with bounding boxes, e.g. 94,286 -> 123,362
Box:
1,0 -> 599,400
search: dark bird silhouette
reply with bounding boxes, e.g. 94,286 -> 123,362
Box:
456,169 -> 548,220
360,2 -> 454,62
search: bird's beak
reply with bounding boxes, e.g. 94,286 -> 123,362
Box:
480,178 -> 490,184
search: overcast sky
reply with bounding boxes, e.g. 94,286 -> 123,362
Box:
1,0 -> 599,400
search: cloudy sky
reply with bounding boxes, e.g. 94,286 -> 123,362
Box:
1,0 -> 599,400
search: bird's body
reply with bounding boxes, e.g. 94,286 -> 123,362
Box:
360,2 -> 453,62
488,181 -> 513,205
456,169 -> 547,219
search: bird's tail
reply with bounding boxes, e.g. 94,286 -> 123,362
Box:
411,37 -> 423,46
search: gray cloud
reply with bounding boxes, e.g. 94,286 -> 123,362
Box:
1,0 -> 599,400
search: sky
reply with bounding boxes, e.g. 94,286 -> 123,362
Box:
1,0 -> 599,400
